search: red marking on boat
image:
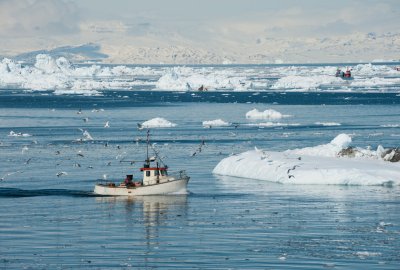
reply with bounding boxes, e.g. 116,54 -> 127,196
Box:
140,167 -> 168,171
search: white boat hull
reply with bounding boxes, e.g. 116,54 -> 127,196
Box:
94,177 -> 189,196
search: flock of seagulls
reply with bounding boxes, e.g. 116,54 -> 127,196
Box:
254,146 -> 268,160
191,140 -> 206,157
254,146 -> 302,180
1,108 -> 115,180
1,106 -> 250,183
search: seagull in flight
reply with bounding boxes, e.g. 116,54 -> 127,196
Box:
56,171 -> 68,177
1,171 -> 22,181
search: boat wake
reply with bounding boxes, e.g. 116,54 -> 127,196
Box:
0,188 -> 96,198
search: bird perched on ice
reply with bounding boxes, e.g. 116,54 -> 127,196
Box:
254,146 -> 268,160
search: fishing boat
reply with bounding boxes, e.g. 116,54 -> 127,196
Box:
94,131 -> 190,196
335,68 -> 353,80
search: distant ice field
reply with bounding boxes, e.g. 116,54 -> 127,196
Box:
0,70 -> 400,268
1,54 -> 400,94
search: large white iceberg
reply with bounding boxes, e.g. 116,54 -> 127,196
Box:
213,134 -> 400,186
141,117 -> 177,128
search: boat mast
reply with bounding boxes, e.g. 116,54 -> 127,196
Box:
146,130 -> 150,165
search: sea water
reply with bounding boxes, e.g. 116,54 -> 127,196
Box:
0,89 -> 399,269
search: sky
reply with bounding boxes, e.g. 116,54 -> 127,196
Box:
0,0 -> 399,62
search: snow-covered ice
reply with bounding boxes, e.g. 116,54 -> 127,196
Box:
141,117 -> 177,128
246,122 -> 300,127
202,119 -> 230,127
315,122 -> 341,126
245,108 -> 290,120
1,54 -> 400,94
213,134 -> 400,186
8,131 -> 32,137
155,67 -> 251,91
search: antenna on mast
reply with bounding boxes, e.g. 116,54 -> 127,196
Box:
146,129 -> 150,163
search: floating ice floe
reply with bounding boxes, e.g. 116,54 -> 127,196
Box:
271,75 -> 342,90
380,124 -> 400,128
141,117 -> 177,128
155,67 -> 251,91
2,54 -> 400,94
315,122 -> 341,126
0,54 -> 157,93
350,77 -> 400,87
246,122 -> 300,127
54,89 -> 102,96
202,119 -> 230,128
213,134 -> 400,186
245,108 -> 290,120
8,131 -> 32,137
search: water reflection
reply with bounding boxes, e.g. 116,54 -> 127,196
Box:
95,195 -> 188,252
215,174 -> 399,201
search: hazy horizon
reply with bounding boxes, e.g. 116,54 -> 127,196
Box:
0,0 -> 399,64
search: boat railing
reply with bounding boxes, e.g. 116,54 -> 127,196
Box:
168,170 -> 188,179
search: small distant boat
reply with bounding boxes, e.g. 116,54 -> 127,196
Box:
94,131 -> 190,196
335,68 -> 353,80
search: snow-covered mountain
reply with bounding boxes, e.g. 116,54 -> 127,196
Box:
1,32 -> 400,65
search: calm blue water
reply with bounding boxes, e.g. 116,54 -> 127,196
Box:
0,90 -> 399,269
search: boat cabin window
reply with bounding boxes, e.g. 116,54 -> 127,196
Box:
146,171 -> 150,177
155,170 -> 159,176
161,170 -> 166,176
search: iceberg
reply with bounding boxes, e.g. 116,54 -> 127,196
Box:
155,67 -> 251,91
213,134 -> 400,186
246,108 -> 290,119
141,117 -> 177,128
0,54 -> 158,93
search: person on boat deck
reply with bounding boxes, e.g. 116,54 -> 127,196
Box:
344,69 -> 351,78
124,175 -> 133,186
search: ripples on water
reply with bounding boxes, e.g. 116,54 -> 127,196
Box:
0,91 -> 399,269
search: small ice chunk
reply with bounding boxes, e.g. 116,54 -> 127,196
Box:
202,119 -> 230,127
141,117 -> 177,128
